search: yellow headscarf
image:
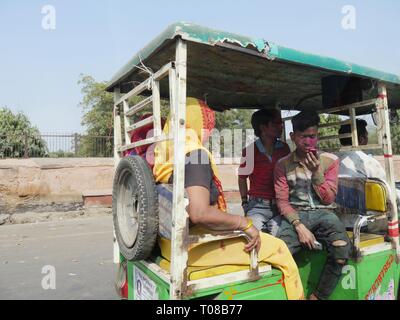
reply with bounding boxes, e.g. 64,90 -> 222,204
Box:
153,97 -> 226,211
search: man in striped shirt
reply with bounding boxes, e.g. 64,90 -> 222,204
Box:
273,111 -> 351,300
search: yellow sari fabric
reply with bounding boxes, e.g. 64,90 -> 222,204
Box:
153,97 -> 304,300
158,232 -> 304,300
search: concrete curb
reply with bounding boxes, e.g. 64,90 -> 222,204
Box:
1,207 -> 112,225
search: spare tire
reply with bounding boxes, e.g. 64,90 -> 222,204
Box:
113,156 -> 159,261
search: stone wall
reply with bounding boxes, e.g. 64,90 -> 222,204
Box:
1,156 -> 400,215
0,158 -> 114,214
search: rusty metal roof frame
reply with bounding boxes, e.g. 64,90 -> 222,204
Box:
106,22 -> 400,113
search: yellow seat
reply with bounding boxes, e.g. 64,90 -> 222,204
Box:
365,181 -> 387,212
347,231 -> 385,248
336,177 -> 388,215
157,225 -> 274,281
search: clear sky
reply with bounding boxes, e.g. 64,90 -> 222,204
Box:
1,0 -> 399,134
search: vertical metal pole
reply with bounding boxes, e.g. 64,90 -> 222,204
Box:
24,133 -> 29,158
170,38 -> 188,300
113,87 -> 123,264
74,133 -> 79,156
377,110 -> 383,147
377,83 -> 400,262
350,107 -> 359,147
275,102 -> 285,143
123,101 -> 131,146
152,80 -> 162,137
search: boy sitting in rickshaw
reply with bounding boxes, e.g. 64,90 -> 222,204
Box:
238,109 -> 290,233
273,111 -> 352,300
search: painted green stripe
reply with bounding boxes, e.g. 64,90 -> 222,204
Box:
268,43 -> 400,85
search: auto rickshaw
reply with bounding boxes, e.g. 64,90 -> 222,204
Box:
106,22 -> 400,300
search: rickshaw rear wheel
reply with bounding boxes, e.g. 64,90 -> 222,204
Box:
113,156 -> 159,261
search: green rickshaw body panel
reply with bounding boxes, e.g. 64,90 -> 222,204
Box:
127,247 -> 399,300
355,251 -> 398,300
128,261 -> 286,300
212,269 -> 287,300
295,248 -> 399,300
129,261 -> 170,300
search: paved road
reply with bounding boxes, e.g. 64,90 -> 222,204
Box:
0,216 -> 118,300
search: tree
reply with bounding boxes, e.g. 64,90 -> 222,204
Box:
49,149 -> 75,158
78,74 -> 165,157
213,109 -> 255,158
78,74 -> 257,158
390,110 -> 400,155
215,108 -> 254,131
78,74 -> 114,157
0,107 -> 48,158
318,114 -> 342,150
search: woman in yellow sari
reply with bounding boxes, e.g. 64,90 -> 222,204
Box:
153,97 -> 304,300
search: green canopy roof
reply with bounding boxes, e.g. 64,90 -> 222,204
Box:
106,22 -> 400,112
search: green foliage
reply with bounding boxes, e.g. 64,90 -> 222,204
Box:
213,109 -> 255,157
215,109 -> 254,131
78,75 -> 171,157
49,149 -> 75,158
368,127 -> 379,145
390,110 -> 400,155
78,73 -> 257,158
78,74 -> 114,156
0,107 -> 48,158
318,114 -> 341,150
79,74 -> 114,136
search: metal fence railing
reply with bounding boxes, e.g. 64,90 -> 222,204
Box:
0,133 -> 113,158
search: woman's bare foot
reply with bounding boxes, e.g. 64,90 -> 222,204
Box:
309,293 -> 319,300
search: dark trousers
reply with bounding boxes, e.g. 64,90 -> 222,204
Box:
276,210 -> 351,300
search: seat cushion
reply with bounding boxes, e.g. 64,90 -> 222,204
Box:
365,180 -> 387,212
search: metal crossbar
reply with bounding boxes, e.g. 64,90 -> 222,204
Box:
323,98 -> 378,114
115,80 -> 151,106
318,119 -> 351,129
125,96 -> 153,117
114,62 -> 174,158
318,133 -> 352,142
126,115 -> 154,132
186,265 -> 271,293
118,134 -> 172,152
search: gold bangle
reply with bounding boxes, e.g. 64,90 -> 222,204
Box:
242,218 -> 253,231
292,219 -> 301,227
